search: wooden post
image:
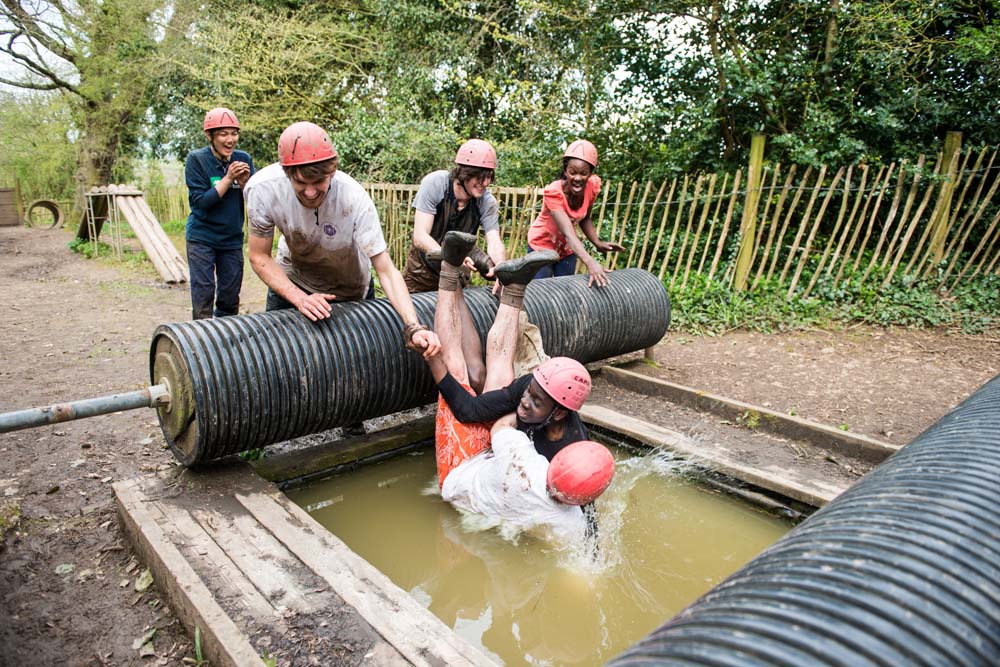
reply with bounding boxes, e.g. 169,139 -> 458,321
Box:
13,175 -> 24,224
925,131 -> 962,265
733,134 -> 766,290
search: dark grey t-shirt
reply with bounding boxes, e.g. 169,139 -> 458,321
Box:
412,170 -> 500,234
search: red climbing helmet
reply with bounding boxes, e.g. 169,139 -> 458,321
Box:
278,121 -> 338,166
547,440 -> 615,505
532,357 -> 591,412
564,139 -> 598,168
203,107 -> 240,131
455,139 -> 497,170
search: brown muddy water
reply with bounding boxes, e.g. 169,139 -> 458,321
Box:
287,446 -> 790,666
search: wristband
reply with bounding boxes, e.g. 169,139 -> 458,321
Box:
402,323 -> 428,345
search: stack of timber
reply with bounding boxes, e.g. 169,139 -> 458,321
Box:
80,184 -> 188,284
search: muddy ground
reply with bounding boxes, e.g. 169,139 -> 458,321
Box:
1,224 -> 999,666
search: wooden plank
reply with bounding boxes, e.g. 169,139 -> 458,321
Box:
880,155 -> 931,270
672,174 -> 704,284
236,489 -> 496,667
190,508 -> 326,613
851,162 -> 896,279
883,155 -> 941,287
747,165 -> 778,280
598,366 -> 899,464
636,179 -> 668,270
835,164 -> 883,284
940,148 -> 999,283
625,180 -> 653,268
113,479 -> 268,667
116,195 -> 178,282
150,501 -> 276,624
804,165 -> 855,297
579,404 -> 848,507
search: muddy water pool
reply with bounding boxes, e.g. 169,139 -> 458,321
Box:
287,446 -> 790,666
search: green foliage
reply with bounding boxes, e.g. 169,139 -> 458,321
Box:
0,93 -> 77,202
669,265 -> 1000,335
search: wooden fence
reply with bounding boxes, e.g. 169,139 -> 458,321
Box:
146,132 -> 1000,294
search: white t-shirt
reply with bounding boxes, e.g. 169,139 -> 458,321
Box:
245,163 -> 387,299
442,427 -> 586,544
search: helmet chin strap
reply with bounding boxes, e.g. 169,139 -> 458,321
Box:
455,178 -> 472,201
518,405 -> 559,441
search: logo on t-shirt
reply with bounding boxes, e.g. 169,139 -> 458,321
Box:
323,224 -> 336,237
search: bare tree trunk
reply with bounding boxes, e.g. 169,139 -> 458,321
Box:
824,0 -> 840,66
708,1 -> 737,159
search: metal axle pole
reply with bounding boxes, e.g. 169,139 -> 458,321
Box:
0,384 -> 170,434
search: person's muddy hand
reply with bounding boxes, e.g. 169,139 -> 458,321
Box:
295,292 -> 336,321
585,259 -> 611,288
597,240 -> 625,254
406,327 -> 440,359
414,329 -> 441,359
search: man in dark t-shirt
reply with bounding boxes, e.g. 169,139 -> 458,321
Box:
425,231 -> 591,489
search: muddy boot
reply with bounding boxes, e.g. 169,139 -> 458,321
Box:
494,250 -> 560,286
437,231 -> 478,267
468,246 -> 496,281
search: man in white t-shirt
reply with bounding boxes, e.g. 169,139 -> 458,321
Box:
244,121 -> 439,357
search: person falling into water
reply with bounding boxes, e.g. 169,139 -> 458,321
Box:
423,231 -> 613,543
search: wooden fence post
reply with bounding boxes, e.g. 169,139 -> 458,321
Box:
733,134 -> 766,290
925,131 -> 962,265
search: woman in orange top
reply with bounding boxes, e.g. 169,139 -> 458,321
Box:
526,140 -> 625,287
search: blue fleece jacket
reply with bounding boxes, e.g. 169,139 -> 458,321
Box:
184,145 -> 255,249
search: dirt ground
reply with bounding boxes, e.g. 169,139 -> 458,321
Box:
1,224 -> 999,666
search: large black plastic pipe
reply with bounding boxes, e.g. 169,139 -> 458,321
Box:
150,269 -> 670,465
608,372 -> 1000,667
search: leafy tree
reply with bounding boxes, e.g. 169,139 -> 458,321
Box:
0,90 -> 76,202
0,0 -> 197,188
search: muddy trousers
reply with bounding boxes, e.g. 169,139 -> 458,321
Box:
187,242 -> 243,320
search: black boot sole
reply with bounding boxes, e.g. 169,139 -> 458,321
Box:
440,231 -> 478,266
494,250 -> 560,286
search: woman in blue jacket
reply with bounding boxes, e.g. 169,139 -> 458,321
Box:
184,107 -> 255,319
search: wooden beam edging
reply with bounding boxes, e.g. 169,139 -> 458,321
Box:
113,479 -> 268,667
251,414 -> 435,485
599,366 -> 900,464
235,488 -> 497,667
578,404 -> 844,507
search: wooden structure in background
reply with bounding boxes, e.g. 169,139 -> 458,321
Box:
0,188 -> 19,226
79,184 -> 188,284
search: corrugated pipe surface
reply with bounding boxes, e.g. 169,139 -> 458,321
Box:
150,268 -> 669,465
608,372 -> 1000,667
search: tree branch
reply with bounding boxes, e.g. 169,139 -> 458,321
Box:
0,0 -> 77,65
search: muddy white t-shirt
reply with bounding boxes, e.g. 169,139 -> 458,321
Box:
442,427 -> 586,544
245,163 -> 387,300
